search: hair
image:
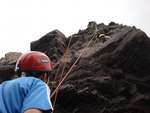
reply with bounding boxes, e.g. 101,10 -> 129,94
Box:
24,71 -> 49,77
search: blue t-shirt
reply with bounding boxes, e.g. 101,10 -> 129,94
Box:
0,76 -> 53,113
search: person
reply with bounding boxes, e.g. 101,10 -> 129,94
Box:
0,51 -> 53,113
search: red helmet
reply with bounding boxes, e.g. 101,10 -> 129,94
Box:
15,51 -> 53,75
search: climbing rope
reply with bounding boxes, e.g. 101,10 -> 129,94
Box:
51,29 -> 98,99
51,35 -> 73,111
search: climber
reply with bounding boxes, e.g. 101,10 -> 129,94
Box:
0,51 -> 53,113
97,33 -> 111,43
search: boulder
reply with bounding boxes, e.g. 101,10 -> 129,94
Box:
0,52 -> 22,83
31,30 -> 67,63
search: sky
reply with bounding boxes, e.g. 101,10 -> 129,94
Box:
0,0 -> 150,57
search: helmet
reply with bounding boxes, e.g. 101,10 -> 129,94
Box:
15,51 -> 53,76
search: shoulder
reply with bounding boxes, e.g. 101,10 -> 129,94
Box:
15,77 -> 44,85
19,77 -> 48,88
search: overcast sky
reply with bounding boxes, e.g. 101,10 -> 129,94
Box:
0,0 -> 150,57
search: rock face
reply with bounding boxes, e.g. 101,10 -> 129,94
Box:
53,23 -> 150,113
31,30 -> 67,63
0,52 -> 22,65
0,52 -> 22,83
30,22 -> 150,113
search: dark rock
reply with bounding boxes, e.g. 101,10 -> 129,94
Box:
49,22 -> 150,113
31,30 -> 67,63
0,52 -> 22,83
0,65 -> 15,83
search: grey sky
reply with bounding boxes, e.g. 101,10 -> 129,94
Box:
0,0 -> 149,57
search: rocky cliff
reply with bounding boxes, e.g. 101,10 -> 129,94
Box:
1,21 -> 150,113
